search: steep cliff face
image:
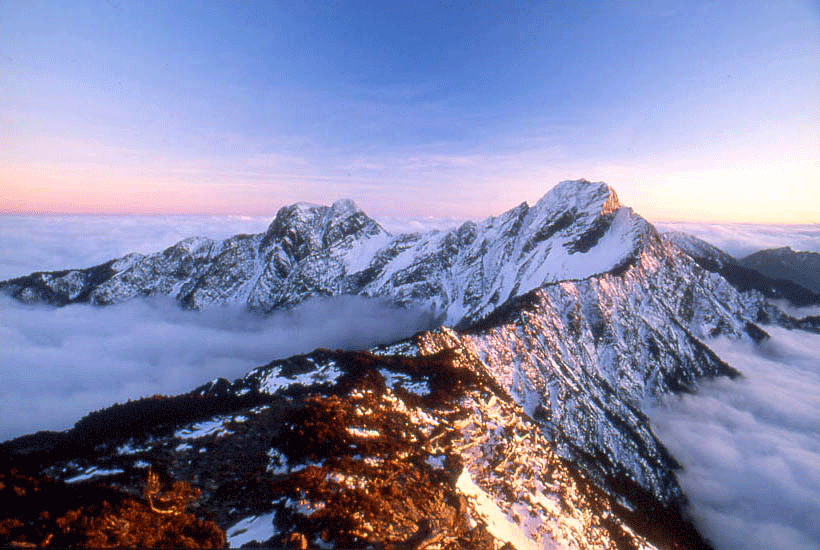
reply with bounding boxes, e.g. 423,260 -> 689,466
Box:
414,236 -> 760,511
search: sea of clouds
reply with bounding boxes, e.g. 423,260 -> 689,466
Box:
655,221 -> 820,258
1,214 -> 819,549
650,326 -> 820,550
0,214 -> 443,441
0,294 -> 435,442
649,221 -> 820,548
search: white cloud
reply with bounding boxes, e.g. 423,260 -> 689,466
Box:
0,295 -> 435,442
374,215 -> 467,235
769,301 -> 820,319
655,222 -> 820,258
650,327 -> 820,550
0,214 -> 273,280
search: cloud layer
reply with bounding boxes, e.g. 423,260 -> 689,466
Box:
0,295 -> 435,442
656,222 -> 820,258
650,327 -> 820,550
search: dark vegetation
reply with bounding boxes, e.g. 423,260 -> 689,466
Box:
0,460 -> 224,548
1,386 -> 275,470
2,342 -> 719,549
1,348 -> 493,548
262,392 -> 495,549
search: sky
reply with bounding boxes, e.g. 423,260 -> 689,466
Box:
1,0 -> 818,221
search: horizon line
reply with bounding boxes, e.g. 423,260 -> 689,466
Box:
1,209 -> 818,226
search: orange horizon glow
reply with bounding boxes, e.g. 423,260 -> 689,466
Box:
2,138 -> 818,224
3,178 -> 818,224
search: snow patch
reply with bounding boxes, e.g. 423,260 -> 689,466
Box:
425,454 -> 446,469
380,369 -> 428,394
347,427 -> 380,438
266,447 -> 289,475
116,442 -> 150,455
455,468 -> 540,550
258,361 -> 344,394
344,232 -> 392,274
174,417 -> 234,440
64,467 -> 125,483
227,512 -> 278,547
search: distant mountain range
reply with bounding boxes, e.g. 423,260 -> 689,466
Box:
740,246 -> 820,293
664,232 -> 820,307
3,180 -> 819,549
2,180 -> 648,328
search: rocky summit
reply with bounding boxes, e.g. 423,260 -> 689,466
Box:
3,180 -> 819,549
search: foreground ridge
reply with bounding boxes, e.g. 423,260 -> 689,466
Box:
2,347 -> 710,549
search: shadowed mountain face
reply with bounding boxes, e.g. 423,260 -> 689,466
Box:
3,180 -> 818,549
739,247 -> 820,294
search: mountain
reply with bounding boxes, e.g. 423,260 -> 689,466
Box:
1,180 -> 647,326
664,232 -> 820,308
739,246 -> 820,294
3,180 -> 819,549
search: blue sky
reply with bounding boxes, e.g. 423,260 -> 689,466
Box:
1,0 -> 818,220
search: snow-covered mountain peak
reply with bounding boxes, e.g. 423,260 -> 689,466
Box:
0,181 -> 665,323
261,198 -> 386,256
173,236 -> 217,255
534,179 -> 619,217
330,197 -> 361,215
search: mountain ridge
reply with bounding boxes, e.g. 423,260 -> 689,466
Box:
1,180 -> 651,327
664,232 -> 820,307
739,246 -> 820,293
